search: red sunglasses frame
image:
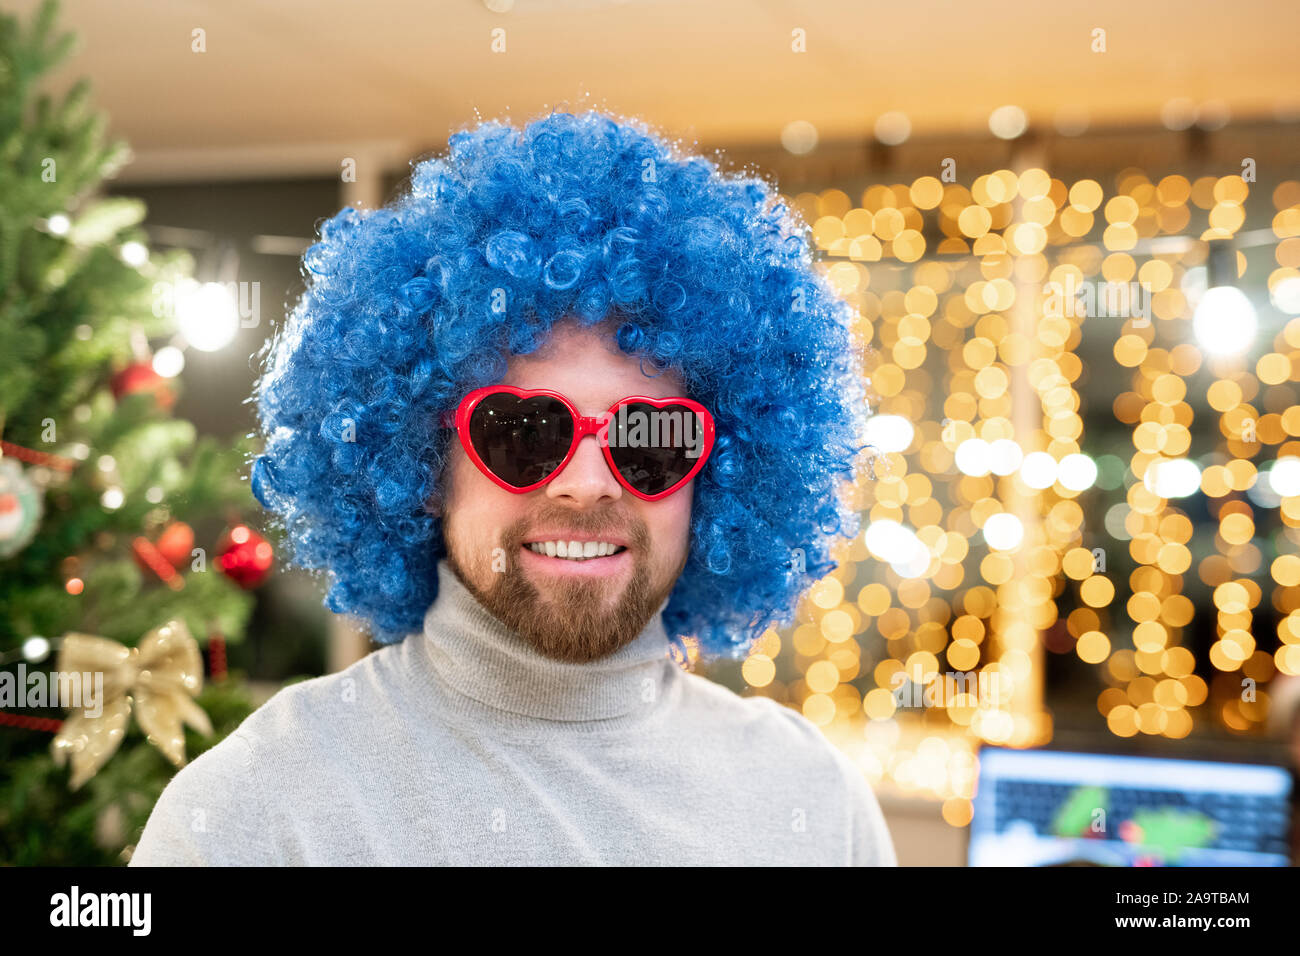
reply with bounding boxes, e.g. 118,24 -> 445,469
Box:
441,385 -> 716,501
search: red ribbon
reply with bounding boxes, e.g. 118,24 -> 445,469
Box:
208,633 -> 227,681
0,440 -> 78,472
132,537 -> 184,591
0,711 -> 63,733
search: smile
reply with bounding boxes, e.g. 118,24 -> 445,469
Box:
524,540 -> 628,561
518,540 -> 633,578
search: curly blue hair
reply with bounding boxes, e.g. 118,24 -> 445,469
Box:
251,109 -> 869,660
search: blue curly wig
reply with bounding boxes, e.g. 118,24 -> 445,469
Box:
251,109 -> 869,660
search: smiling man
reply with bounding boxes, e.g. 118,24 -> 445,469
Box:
131,110 -> 897,867
438,319 -> 698,666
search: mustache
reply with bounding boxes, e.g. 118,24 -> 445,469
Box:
500,511 -> 651,550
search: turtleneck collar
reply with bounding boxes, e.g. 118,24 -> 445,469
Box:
420,558 -> 673,723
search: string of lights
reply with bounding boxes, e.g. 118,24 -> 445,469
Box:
742,168 -> 1300,811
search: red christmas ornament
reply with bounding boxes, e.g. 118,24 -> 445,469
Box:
111,362 -> 174,409
217,525 -> 273,589
155,521 -> 195,569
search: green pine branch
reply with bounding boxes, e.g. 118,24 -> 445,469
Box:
0,0 -> 273,864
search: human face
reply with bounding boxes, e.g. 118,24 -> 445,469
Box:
438,319 -> 694,663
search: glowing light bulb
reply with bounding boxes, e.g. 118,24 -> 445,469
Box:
955,438 -> 992,476
874,112 -> 912,146
120,241 -> 149,266
152,346 -> 186,378
989,105 -> 1028,140
864,415 -> 915,454
983,513 -> 1025,551
864,520 -> 930,578
988,439 -> 1024,476
1193,287 -> 1256,356
1058,453 -> 1098,491
1020,452 -> 1057,489
177,281 -> 240,352
781,120 -> 818,155
1269,457 -> 1300,497
1144,458 -> 1201,498
22,636 -> 51,662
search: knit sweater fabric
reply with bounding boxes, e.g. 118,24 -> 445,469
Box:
131,559 -> 898,866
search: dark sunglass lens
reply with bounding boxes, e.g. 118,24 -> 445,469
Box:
468,393 -> 573,487
606,402 -> 706,495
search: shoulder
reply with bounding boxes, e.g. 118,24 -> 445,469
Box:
825,742 -> 898,866
675,668 -> 836,755
673,669 -> 898,866
669,669 -> 841,783
223,638 -> 416,757
130,728 -> 266,865
741,692 -> 897,865
130,640 -> 413,866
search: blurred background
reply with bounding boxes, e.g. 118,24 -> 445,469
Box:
3,0 -> 1299,866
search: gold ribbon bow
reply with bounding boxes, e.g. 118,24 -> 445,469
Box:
50,619 -> 211,790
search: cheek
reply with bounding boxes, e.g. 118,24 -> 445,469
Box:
440,451 -> 484,538
645,494 -> 693,554
443,450 -> 526,538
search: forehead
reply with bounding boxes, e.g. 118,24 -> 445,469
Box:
501,320 -> 685,412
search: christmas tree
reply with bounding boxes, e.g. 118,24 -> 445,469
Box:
0,0 -> 267,865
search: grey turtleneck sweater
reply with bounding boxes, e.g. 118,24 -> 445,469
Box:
131,560 -> 897,866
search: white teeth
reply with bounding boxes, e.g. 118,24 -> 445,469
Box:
525,540 -> 625,561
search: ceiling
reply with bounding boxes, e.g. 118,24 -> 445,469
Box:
12,0 -> 1300,182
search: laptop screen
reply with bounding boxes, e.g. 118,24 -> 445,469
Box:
969,747 -> 1294,866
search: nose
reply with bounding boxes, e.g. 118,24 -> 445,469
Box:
545,433 -> 622,506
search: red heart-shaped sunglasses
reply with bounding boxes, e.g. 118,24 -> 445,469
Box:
440,385 -> 715,501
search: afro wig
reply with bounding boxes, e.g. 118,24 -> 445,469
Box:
251,109 -> 870,660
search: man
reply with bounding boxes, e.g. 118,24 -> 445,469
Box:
131,109 -> 896,866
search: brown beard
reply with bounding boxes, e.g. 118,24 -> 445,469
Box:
446,510 -> 685,664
